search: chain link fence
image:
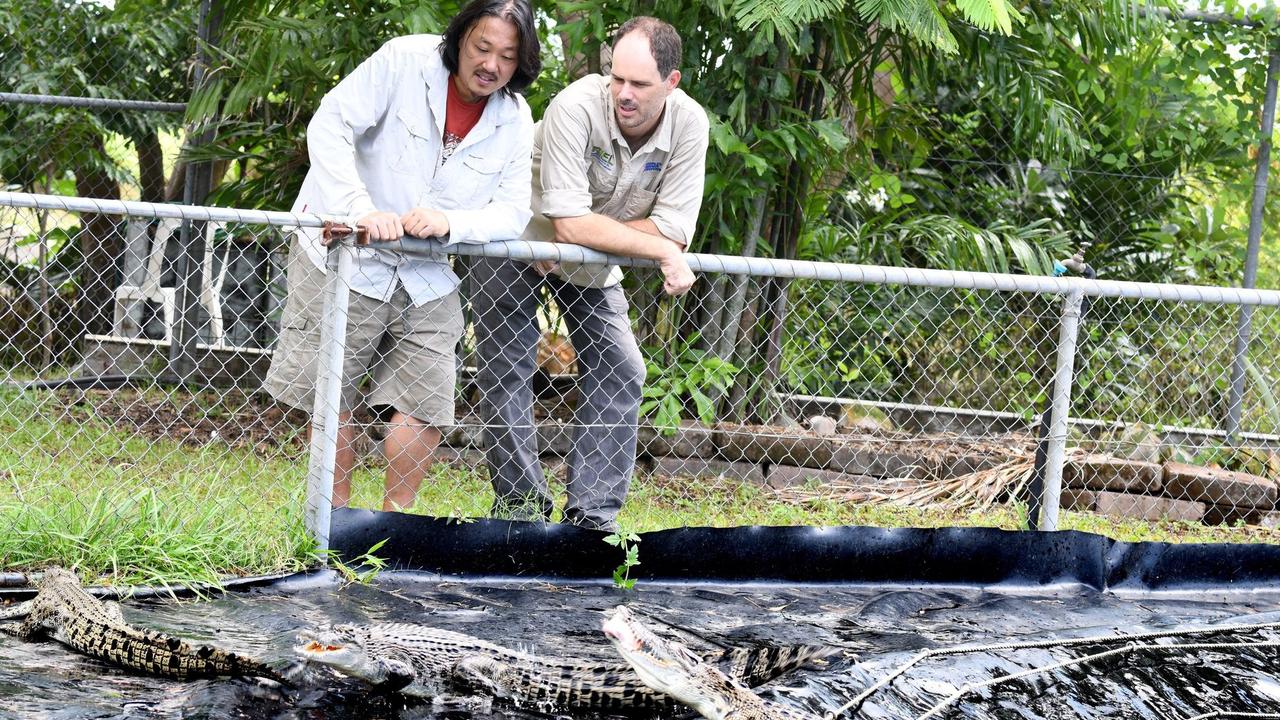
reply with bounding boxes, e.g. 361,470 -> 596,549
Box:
2,3 -> 1280,578
0,192 -> 1277,577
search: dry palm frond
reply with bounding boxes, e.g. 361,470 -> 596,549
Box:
775,458 -> 1036,511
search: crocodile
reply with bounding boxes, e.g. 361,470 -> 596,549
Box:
603,605 -> 824,720
0,567 -> 285,682
296,618 -> 831,712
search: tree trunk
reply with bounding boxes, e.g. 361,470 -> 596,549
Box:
136,131 -> 167,203
74,134 -> 124,339
165,157 -> 231,203
747,32 -> 828,423
715,192 -> 768,360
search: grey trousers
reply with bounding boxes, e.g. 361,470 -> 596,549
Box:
470,257 -> 644,531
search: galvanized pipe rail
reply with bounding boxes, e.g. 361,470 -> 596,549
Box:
5,192 -> 1280,306
0,92 -> 186,113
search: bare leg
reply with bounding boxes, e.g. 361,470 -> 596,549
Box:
332,413 -> 358,508
307,411 -> 359,508
383,411 -> 441,512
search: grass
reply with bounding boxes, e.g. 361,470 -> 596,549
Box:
0,385 -> 1275,588
0,388 -> 314,587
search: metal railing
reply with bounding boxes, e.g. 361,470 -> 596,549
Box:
1,192 -> 1279,574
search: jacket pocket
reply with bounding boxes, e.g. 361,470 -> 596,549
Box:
587,160 -> 617,203
452,154 -> 505,206
391,108 -> 434,176
619,188 -> 657,221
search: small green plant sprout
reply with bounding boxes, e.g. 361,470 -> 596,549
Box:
326,539 -> 389,587
603,530 -> 641,591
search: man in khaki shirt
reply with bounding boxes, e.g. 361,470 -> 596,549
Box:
471,16 -> 709,531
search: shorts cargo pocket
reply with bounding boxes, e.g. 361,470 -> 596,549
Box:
267,312 -> 319,393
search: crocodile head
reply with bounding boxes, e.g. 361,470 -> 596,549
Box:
602,606 -> 735,720
295,624 -> 413,691
36,567 -> 80,588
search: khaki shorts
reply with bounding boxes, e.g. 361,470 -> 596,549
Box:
263,242 -> 463,426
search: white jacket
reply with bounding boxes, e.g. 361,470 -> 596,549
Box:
292,34 -> 534,304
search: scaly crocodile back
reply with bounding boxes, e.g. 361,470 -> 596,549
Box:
717,644 -> 837,688
0,568 -> 283,682
301,621 -> 829,712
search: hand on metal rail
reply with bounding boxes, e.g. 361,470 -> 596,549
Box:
400,207 -> 450,239
353,211 -> 404,242
659,248 -> 696,296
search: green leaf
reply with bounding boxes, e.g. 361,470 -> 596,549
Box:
955,0 -> 1021,35
811,118 -> 851,152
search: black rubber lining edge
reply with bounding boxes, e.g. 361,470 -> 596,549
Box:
0,569 -> 299,601
330,507 -> 1280,591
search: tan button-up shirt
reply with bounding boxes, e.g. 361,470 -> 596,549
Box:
522,74 -> 710,287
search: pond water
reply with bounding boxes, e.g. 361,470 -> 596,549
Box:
3,571 -> 1280,719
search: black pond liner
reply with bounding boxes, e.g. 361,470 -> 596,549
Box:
2,510 -> 1280,720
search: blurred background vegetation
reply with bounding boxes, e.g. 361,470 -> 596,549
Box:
1,0 -> 1278,433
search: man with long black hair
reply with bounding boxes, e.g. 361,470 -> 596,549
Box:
265,0 -> 541,512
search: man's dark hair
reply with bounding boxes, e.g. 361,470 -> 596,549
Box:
440,0 -> 541,97
612,16 -> 682,79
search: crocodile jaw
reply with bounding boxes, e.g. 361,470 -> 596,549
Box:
602,606 -> 732,720
295,626 -> 390,684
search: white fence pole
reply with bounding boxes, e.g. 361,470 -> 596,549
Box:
303,238 -> 352,553
1039,287 -> 1086,532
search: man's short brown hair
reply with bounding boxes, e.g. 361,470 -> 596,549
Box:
613,16 -> 682,79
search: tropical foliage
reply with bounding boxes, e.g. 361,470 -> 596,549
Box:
1,0 -> 1278,431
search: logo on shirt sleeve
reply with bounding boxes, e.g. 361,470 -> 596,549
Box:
590,146 -> 614,170
643,161 -> 663,173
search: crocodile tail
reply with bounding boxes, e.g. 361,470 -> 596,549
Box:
223,649 -> 292,684
187,642 -> 289,684
720,644 -> 839,688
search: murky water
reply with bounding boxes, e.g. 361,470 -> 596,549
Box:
3,571 -> 1280,719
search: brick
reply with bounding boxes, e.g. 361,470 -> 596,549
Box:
765,464 -> 878,490
1093,490 -> 1204,522
943,454 -> 1007,478
651,456 -> 764,485
1163,461 -> 1278,509
714,427 -> 835,469
1202,504 -> 1270,527
536,422 -> 574,457
637,422 -> 716,459
1060,488 -> 1097,511
826,445 -> 933,479
712,427 -> 767,464
1063,454 -> 1162,493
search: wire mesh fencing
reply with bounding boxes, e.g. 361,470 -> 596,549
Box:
0,192 -> 1278,577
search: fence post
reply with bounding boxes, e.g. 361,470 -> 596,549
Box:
1038,286 -> 1086,531
304,239 -> 352,554
170,0 -> 223,383
1225,39 -> 1280,442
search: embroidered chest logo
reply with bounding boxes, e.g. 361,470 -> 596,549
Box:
590,146 -> 614,170
643,161 -> 663,173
